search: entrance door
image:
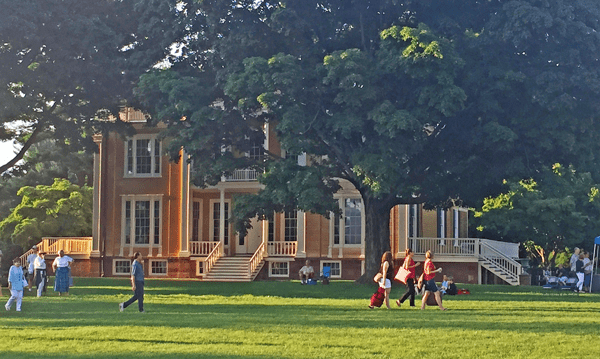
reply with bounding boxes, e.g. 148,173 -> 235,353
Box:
237,217 -> 262,255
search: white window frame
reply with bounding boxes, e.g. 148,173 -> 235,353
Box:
209,199 -> 231,246
283,210 -> 298,242
268,261 -> 290,278
190,199 -> 203,242
121,195 -> 162,248
149,259 -> 168,276
321,261 -> 342,279
113,259 -> 132,276
124,134 -> 162,178
343,198 -> 363,246
330,197 -> 364,247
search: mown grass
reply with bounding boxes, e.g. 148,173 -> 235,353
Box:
0,278 -> 598,358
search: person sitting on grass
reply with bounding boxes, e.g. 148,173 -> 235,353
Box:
440,274 -> 449,295
446,276 -> 457,295
299,260 -> 315,284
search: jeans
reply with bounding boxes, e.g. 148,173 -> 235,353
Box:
399,278 -> 416,306
123,281 -> 144,312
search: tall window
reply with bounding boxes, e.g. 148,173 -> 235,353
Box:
268,216 -> 275,242
437,208 -> 446,240
344,198 -> 362,245
408,204 -> 419,238
212,202 -> 229,245
284,210 -> 297,242
333,213 -> 340,245
192,201 -> 201,241
123,197 -> 161,245
125,135 -> 161,177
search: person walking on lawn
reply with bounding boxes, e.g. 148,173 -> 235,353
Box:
396,248 -> 420,308
420,250 -> 447,311
5,258 -> 25,312
119,252 -> 145,313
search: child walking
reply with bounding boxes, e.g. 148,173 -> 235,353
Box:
5,258 -> 25,312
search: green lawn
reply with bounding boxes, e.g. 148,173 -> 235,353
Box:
0,278 -> 598,358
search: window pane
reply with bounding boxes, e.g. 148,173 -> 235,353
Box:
127,140 -> 133,175
344,199 -> 362,245
284,210 -> 297,242
192,202 -> 200,241
115,260 -> 131,274
154,200 -> 160,245
151,260 -> 167,274
154,139 -> 161,174
136,139 -> 152,174
125,201 -> 131,244
135,200 -> 150,244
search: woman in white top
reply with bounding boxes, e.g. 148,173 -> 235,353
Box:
34,252 -> 48,297
52,250 -> 73,296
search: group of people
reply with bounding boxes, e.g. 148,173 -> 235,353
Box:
3,246 -> 73,312
374,249 -> 448,311
570,247 -> 594,293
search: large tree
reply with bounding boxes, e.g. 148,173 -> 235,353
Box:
136,0 -> 600,281
474,163 -> 600,267
0,179 -> 93,248
0,0 -> 183,175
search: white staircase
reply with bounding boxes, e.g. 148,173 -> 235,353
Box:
479,241 -> 522,286
203,256 -> 264,282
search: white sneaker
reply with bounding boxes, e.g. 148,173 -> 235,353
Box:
119,303 -> 124,312
16,309 -> 21,312
4,305 -> 9,311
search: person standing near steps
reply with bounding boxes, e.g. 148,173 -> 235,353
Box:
119,252 -> 145,313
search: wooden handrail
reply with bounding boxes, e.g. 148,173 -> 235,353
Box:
248,242 -> 265,277
203,241 -> 223,275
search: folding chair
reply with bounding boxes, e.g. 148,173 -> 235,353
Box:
560,277 -> 578,291
542,276 -> 559,289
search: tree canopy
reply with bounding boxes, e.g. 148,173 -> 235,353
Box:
134,0 -> 600,279
0,179 -> 93,248
0,0 -> 182,175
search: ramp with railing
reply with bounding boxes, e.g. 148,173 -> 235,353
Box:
408,237 -> 522,285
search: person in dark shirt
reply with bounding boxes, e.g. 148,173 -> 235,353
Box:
446,276 -> 458,295
119,252 -> 145,313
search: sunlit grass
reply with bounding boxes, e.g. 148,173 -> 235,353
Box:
0,278 -> 598,358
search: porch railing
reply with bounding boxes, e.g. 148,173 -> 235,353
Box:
18,237 -> 92,267
190,241 -> 220,256
203,241 -> 223,275
224,169 -> 260,182
408,237 -> 479,257
267,241 -> 297,256
248,242 -> 265,277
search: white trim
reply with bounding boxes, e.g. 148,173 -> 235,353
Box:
121,195 -> 163,256
320,260 -> 342,279
268,261 -> 290,278
112,259 -> 131,276
149,259 -> 168,276
123,134 -> 162,178
209,198 -> 231,251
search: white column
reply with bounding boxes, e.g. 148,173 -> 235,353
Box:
91,134 -> 102,257
219,188 -> 225,246
296,210 -> 306,258
179,151 -> 190,257
262,219 -> 269,258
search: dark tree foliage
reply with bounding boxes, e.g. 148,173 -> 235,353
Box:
135,0 -> 600,281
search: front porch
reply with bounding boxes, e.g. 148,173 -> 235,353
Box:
407,237 -> 522,285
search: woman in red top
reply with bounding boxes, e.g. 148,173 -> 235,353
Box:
421,250 -> 447,310
396,248 -> 420,307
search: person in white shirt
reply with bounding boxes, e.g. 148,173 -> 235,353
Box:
570,247 -> 580,274
52,250 -> 73,296
26,245 -> 38,292
34,252 -> 48,297
298,260 -> 315,284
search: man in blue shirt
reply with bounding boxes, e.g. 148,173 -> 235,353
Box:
119,252 -> 145,313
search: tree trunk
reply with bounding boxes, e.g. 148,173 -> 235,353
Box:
356,195 -> 392,284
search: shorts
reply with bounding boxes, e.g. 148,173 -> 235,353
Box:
424,279 -> 438,292
379,278 -> 392,289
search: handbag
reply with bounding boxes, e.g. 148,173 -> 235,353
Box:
22,276 -> 28,288
373,272 -> 383,283
394,267 -> 411,284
